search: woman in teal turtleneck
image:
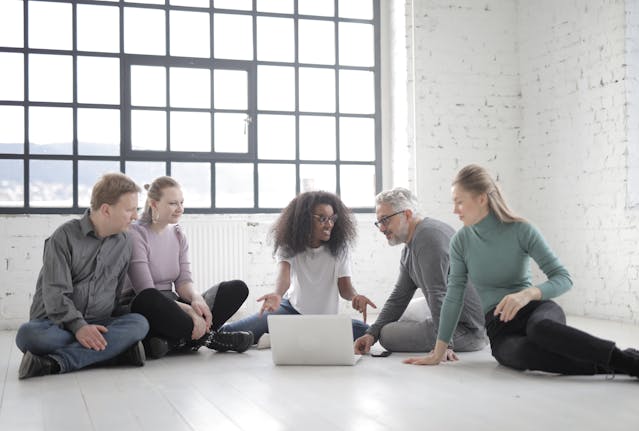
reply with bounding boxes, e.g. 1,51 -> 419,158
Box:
404,164 -> 639,378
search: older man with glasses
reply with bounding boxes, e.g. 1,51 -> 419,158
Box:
354,187 -> 487,357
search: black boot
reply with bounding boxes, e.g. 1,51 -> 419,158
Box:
203,331 -> 253,353
609,347 -> 639,378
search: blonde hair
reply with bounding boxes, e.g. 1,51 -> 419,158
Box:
90,172 -> 140,211
452,164 -> 524,223
141,176 -> 181,223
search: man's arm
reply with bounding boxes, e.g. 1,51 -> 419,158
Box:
40,233 -> 87,334
366,263 -> 417,341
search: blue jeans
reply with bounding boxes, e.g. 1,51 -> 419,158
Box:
221,298 -> 369,342
15,314 -> 149,373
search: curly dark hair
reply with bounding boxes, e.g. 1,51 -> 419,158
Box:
271,191 -> 357,257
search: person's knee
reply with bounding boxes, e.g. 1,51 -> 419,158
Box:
131,288 -> 165,314
118,313 -> 150,340
15,322 -> 67,354
219,279 -> 249,301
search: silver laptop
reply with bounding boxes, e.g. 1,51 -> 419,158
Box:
267,314 -> 362,366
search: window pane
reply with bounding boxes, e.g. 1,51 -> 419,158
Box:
131,110 -> 166,151
214,14 -> 253,60
0,53 -> 23,101
214,69 -> 247,110
78,161 -> 121,208
0,106 -> 24,154
339,70 -> 374,114
300,164 -> 336,194
78,108 -> 120,156
298,0 -> 334,17
28,1 -> 72,50
171,162 -> 211,208
339,0 -> 373,19
257,17 -> 294,62
170,10 -> 210,58
77,4 -> 119,53
0,0 -> 24,48
340,165 -> 375,207
0,159 -> 24,207
340,117 -> 374,161
170,67 -> 210,109
214,113 -> 248,153
258,164 -> 295,208
29,160 -> 72,207
216,163 -> 253,208
131,65 -> 167,107
299,67 -> 335,113
339,22 -> 374,67
257,66 -> 295,111
29,107 -> 72,155
171,0 -> 209,7
170,111 -> 211,152
124,7 -> 165,55
257,114 -> 295,160
125,161 -> 166,200
77,56 -> 120,104
256,0 -> 293,13
298,20 -> 334,65
28,54 -> 72,103
299,115 -> 335,160
214,0 -> 252,11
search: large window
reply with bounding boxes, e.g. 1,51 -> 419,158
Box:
0,0 -> 381,213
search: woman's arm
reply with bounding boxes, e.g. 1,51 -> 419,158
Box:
257,261 -> 291,315
176,281 -> 212,332
337,277 -> 377,323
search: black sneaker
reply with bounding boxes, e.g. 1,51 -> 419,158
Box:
117,341 -> 146,367
205,331 -> 253,353
143,337 -> 170,359
18,351 -> 58,380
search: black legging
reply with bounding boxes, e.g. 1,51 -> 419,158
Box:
131,280 -> 249,342
485,300 -> 615,375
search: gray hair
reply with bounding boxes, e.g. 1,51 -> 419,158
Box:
375,187 -> 421,215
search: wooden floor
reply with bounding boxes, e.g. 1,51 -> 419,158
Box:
1,316 -> 637,431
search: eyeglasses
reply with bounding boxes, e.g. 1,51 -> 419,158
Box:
313,214 -> 338,225
374,210 -> 405,228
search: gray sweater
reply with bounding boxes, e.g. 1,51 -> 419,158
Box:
367,218 -> 485,345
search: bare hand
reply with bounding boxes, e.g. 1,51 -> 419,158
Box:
257,293 -> 282,315
76,324 -> 108,351
494,289 -> 534,322
190,296 -> 213,330
354,334 -> 375,354
443,348 -> 459,362
403,351 -> 444,366
351,294 -> 377,323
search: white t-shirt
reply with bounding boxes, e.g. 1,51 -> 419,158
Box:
276,245 -> 352,314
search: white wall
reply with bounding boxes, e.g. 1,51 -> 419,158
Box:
0,213 -> 402,330
404,0 -> 639,324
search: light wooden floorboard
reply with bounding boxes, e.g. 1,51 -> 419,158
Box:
0,316 -> 637,431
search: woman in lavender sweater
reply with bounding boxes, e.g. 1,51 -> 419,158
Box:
122,176 -> 253,358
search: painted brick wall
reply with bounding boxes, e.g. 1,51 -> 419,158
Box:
0,214 -> 402,329
517,0 -> 639,323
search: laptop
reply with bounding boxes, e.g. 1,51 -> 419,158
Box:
267,314 -> 362,366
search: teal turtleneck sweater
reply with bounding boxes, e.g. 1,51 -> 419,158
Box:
437,212 -> 572,343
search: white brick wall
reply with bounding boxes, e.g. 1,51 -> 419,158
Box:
0,214 -> 402,329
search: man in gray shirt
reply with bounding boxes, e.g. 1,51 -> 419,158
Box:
354,188 -> 486,355
15,173 -> 150,379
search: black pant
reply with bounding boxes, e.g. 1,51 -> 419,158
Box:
131,280 -> 249,342
485,300 -> 615,375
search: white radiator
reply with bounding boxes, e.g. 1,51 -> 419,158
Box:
181,220 -> 248,292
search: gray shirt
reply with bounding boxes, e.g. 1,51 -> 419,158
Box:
367,218 -> 484,345
29,210 -> 132,334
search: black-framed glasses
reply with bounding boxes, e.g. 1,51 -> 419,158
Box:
374,210 -> 405,228
313,214 -> 339,225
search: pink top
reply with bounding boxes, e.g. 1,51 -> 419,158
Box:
125,221 -> 193,294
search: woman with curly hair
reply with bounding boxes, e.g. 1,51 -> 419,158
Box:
221,191 -> 376,346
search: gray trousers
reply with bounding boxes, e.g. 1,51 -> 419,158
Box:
379,318 -> 487,353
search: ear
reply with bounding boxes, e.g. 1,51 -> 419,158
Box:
478,193 -> 489,207
99,202 -> 111,217
404,208 -> 414,219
